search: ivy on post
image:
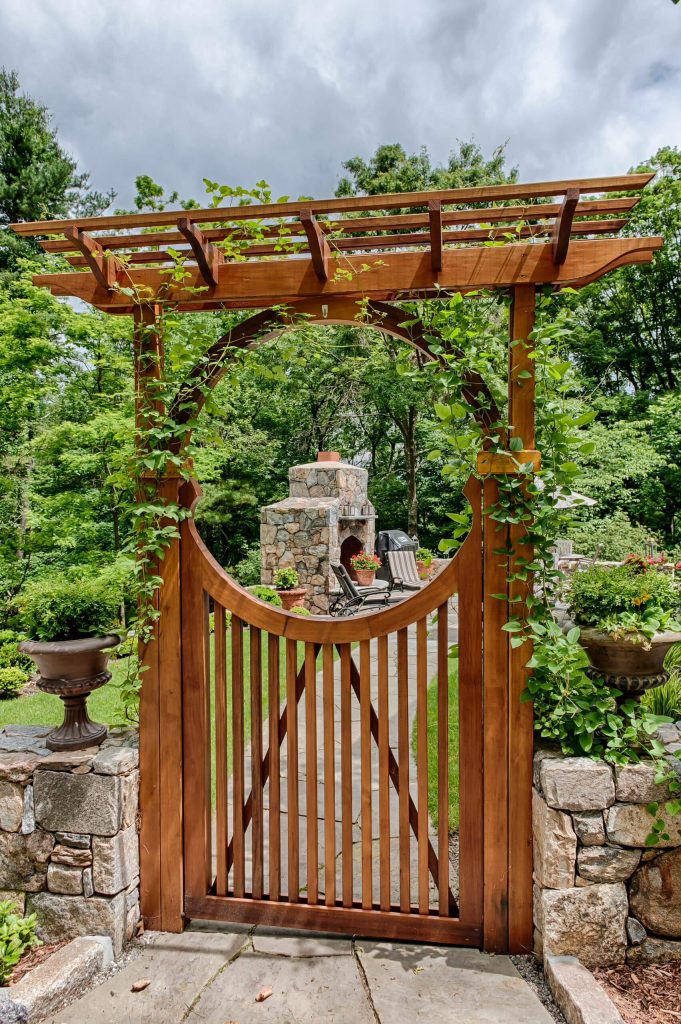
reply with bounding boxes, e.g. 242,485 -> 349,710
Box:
133,303 -> 184,933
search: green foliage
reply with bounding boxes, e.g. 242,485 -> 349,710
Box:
642,677 -> 681,720
273,567 -> 299,591
290,606 -> 311,617
416,548 -> 433,565
230,546 -> 261,587
0,69 -> 113,268
569,563 -> 681,641
0,666 -> 27,699
350,551 -> 381,571
0,899 -> 40,983
19,575 -> 121,642
568,510 -> 654,561
247,585 -> 282,607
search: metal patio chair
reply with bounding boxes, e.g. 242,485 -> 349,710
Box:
329,564 -> 392,617
386,549 -> 427,592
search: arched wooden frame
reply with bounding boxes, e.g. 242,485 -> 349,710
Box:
13,174 -> 663,956
169,298 -> 501,443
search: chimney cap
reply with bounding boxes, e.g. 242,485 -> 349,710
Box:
317,451 -> 340,463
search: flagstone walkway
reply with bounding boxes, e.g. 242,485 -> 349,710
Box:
44,925 -> 555,1024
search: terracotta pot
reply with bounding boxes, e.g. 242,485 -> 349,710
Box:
19,635 -> 119,751
579,628 -> 681,696
354,569 -> 376,586
416,561 -> 432,578
278,588 -> 306,611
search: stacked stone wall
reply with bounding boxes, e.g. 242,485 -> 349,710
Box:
0,725 -> 140,958
533,725 -> 681,967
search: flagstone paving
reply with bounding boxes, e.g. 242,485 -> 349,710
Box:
44,925 -> 555,1024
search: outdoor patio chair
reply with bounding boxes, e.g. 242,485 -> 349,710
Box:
329,564 -> 392,617
386,549 -> 427,591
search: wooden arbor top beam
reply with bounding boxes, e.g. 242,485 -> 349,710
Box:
32,236 -> 663,314
12,172 -> 661,311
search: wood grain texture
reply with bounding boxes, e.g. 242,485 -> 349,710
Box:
231,615 -> 245,898
360,639 -> 372,911
322,644 -> 336,907
340,644 -> 353,908
268,632 -> 281,901
377,633 -> 391,913
286,639 -> 299,903
250,627 -> 264,900
214,604 -> 228,896
552,188 -> 580,265
14,172 -> 653,234
33,237 -> 663,314
437,603 -> 450,917
397,628 -> 410,913
305,643 -> 318,905
416,617 -> 429,915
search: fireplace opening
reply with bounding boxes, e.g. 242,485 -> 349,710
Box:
341,535 -> 363,581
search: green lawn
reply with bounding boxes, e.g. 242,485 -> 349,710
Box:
0,657 -> 128,728
412,657 -> 460,832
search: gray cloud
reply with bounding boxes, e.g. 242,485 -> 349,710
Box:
1,0 -> 680,207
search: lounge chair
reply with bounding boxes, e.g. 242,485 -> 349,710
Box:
386,549 -> 427,591
329,564 -> 392,617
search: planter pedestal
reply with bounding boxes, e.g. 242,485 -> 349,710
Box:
37,671 -> 110,750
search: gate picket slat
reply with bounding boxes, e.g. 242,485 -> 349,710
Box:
286,639 -> 299,903
437,602 -> 450,917
214,604 -> 228,896
268,633 -> 281,901
416,617 -> 429,914
360,639 -> 372,910
377,634 -> 390,912
340,644 -> 353,908
250,627 -> 264,900
322,644 -> 336,907
397,628 -> 410,913
231,614 -> 245,898
305,644 -> 318,905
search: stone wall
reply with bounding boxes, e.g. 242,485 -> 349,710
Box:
533,724 -> 681,967
0,725 -> 140,958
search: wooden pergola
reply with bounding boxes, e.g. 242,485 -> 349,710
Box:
13,173 -> 662,953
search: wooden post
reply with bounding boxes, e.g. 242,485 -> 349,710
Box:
135,305 -> 184,933
507,284 -> 536,953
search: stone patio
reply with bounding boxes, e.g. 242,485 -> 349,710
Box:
42,925 -> 555,1024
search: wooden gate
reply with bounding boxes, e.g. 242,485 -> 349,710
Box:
181,478 -> 483,945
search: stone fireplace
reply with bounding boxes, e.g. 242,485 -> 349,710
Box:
260,452 -> 375,613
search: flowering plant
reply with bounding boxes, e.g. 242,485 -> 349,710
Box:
569,559 -> 681,645
350,551 -> 381,571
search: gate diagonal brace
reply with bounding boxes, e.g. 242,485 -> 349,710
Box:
345,650 -> 457,916
227,647 -> 318,871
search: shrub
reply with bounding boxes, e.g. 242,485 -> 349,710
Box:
290,606 -> 311,616
0,631 -> 31,672
247,585 -> 283,607
0,667 -> 28,700
274,567 -> 300,591
568,511 -> 655,562
19,576 -> 121,642
569,562 -> 681,644
231,546 -> 261,587
0,900 -> 40,984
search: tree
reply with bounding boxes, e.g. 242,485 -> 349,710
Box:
570,147 -> 681,394
0,69 -> 113,267
336,139 -> 517,196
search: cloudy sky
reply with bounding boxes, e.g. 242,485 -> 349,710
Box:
2,0 -> 680,207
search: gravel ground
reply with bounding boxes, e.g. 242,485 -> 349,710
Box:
511,954 -> 567,1024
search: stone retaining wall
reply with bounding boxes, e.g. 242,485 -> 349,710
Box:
533,724 -> 681,967
0,725 -> 140,957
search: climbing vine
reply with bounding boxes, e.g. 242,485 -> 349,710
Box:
422,288 -> 681,841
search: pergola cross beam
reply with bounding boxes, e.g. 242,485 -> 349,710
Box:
552,188 -> 580,265
62,226 -> 119,291
177,218 -> 224,287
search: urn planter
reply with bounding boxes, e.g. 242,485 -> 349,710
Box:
579,628 -> 681,696
19,635 -> 119,750
278,588 -> 306,611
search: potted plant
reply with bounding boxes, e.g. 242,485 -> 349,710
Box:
350,551 -> 382,586
273,567 -> 306,611
416,547 -> 434,579
18,577 -> 121,750
568,555 -> 681,696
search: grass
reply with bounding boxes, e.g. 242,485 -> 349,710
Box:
412,655 -> 460,832
0,657 -> 128,728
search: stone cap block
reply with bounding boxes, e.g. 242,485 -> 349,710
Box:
544,955 -> 624,1024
